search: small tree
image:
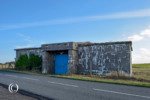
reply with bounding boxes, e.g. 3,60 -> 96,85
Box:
15,54 -> 42,71
28,54 -> 42,71
15,54 -> 29,70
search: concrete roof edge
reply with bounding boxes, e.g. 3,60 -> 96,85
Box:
14,41 -> 132,50
41,42 -> 75,46
78,41 -> 132,46
95,41 -> 132,45
15,47 -> 41,51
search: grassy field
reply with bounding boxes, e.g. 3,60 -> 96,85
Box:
132,63 -> 150,82
0,63 -> 150,87
0,63 -> 15,69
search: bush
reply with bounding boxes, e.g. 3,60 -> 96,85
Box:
15,54 -> 42,71
28,54 -> 42,70
15,54 -> 29,70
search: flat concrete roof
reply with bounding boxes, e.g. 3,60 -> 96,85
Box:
41,42 -> 75,46
15,41 -> 132,51
15,47 -> 41,51
78,41 -> 132,46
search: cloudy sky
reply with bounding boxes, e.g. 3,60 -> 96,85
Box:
0,0 -> 150,63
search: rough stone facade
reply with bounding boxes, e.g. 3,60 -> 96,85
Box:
78,42 -> 132,76
15,48 -> 42,61
15,41 -> 132,76
40,42 -> 78,74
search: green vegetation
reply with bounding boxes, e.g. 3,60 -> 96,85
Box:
1,63 -> 150,88
28,54 -> 42,71
15,55 -> 29,70
52,75 -> 150,88
133,63 -> 150,82
15,54 -> 42,71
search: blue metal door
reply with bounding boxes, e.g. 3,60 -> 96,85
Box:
55,54 -> 68,74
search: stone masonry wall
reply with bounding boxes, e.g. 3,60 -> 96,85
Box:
42,51 -> 54,73
68,50 -> 78,74
15,41 -> 132,75
78,42 -> 132,76
15,48 -> 42,61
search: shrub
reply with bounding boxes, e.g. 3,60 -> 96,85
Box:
15,54 -> 42,71
28,54 -> 42,71
15,54 -> 29,70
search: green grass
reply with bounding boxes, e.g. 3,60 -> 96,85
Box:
0,63 -> 150,88
52,75 -> 150,88
132,63 -> 150,82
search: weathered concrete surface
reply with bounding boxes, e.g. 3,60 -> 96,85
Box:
78,41 -> 132,76
42,51 -> 52,74
41,42 -> 77,51
15,41 -> 132,76
15,48 -> 42,61
68,50 -> 78,74
41,42 -> 79,74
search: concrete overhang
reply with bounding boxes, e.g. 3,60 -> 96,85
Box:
41,42 -> 78,51
15,47 -> 41,51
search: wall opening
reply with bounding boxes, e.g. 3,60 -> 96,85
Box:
47,50 -> 68,74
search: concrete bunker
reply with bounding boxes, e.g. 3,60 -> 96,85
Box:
41,42 -> 78,74
15,41 -> 132,76
42,50 -> 68,74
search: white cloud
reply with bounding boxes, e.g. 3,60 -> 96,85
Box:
0,8 -> 150,30
15,44 -> 34,49
87,8 -> 150,20
16,33 -> 47,49
17,33 -> 32,43
140,48 -> 150,56
125,27 -> 150,63
128,34 -> 143,42
127,27 -> 150,42
132,48 -> 150,63
140,28 -> 150,37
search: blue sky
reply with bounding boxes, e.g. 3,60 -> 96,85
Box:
0,0 -> 150,63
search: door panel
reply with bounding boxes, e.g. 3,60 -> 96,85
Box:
55,54 -> 68,74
